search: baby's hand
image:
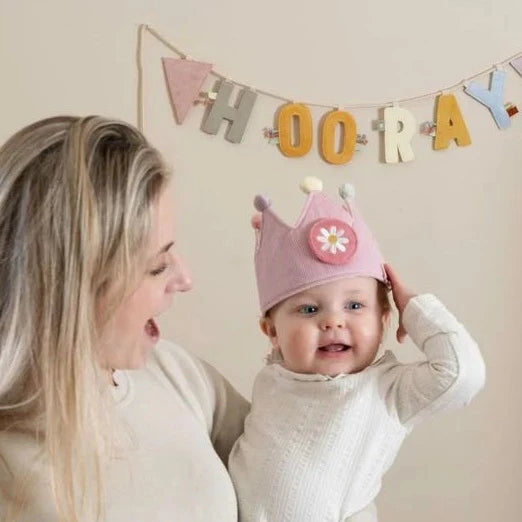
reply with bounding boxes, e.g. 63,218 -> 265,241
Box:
383,263 -> 417,343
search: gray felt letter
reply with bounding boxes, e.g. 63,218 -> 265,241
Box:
201,81 -> 257,143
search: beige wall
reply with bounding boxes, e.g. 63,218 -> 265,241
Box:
1,1 -> 521,520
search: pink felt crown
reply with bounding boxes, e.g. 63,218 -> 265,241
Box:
253,178 -> 389,314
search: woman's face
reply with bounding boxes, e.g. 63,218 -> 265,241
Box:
98,185 -> 192,370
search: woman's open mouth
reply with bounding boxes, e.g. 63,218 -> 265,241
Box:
145,317 -> 160,343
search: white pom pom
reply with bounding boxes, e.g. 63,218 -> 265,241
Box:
300,176 -> 323,194
338,182 -> 355,201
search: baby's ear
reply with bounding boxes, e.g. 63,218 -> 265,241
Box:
380,309 -> 392,343
381,308 -> 392,329
259,317 -> 278,345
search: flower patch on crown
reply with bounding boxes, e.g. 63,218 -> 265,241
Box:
308,218 -> 357,265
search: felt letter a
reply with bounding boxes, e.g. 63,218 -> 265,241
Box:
434,94 -> 472,150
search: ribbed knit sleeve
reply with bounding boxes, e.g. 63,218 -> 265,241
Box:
379,293 -> 486,428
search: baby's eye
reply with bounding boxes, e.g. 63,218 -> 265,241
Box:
346,301 -> 363,310
298,305 -> 319,315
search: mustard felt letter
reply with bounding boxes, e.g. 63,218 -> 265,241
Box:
320,110 -> 357,165
434,94 -> 471,150
278,103 -> 313,158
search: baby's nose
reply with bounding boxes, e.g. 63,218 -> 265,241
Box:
319,314 -> 345,330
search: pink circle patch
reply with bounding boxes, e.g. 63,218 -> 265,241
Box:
308,218 -> 357,265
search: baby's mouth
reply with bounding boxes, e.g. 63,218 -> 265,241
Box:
318,343 -> 351,352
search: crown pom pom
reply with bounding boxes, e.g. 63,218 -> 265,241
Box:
251,213 -> 262,230
300,176 -> 323,194
338,182 -> 356,201
254,195 -> 271,212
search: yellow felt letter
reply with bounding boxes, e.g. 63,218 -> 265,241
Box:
320,110 -> 357,165
384,107 -> 416,163
278,103 -> 313,157
434,94 -> 472,150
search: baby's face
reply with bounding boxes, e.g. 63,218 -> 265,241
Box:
261,277 -> 388,376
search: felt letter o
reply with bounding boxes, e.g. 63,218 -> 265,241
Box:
278,104 -> 313,157
320,110 -> 357,165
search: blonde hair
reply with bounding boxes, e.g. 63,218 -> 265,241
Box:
0,116 -> 170,521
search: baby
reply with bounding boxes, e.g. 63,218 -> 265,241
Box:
228,178 -> 486,522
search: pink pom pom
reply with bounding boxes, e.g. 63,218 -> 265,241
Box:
251,213 -> 262,230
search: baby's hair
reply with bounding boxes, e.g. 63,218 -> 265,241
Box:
377,281 -> 391,316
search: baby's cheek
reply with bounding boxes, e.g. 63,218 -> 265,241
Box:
282,329 -> 307,357
357,317 -> 384,344
293,325 -> 311,344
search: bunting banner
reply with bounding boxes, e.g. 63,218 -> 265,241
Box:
162,58 -> 213,124
511,56 -> 522,76
137,24 -> 522,166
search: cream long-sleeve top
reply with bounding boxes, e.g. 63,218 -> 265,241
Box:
0,341 -> 250,521
228,294 -> 486,522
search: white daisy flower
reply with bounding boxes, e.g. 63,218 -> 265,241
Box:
316,226 -> 350,254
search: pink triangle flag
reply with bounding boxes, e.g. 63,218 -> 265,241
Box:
510,56 -> 522,77
162,58 -> 213,124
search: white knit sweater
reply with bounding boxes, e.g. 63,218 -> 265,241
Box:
228,294 -> 486,522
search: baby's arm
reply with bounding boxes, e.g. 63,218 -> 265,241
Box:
381,293 -> 486,428
380,264 -> 486,428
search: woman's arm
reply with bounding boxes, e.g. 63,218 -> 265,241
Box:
199,359 -> 251,465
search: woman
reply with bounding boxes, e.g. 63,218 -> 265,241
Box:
0,116 -> 250,521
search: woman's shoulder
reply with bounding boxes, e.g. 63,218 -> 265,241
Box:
143,339 -> 246,424
143,339 -> 249,461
